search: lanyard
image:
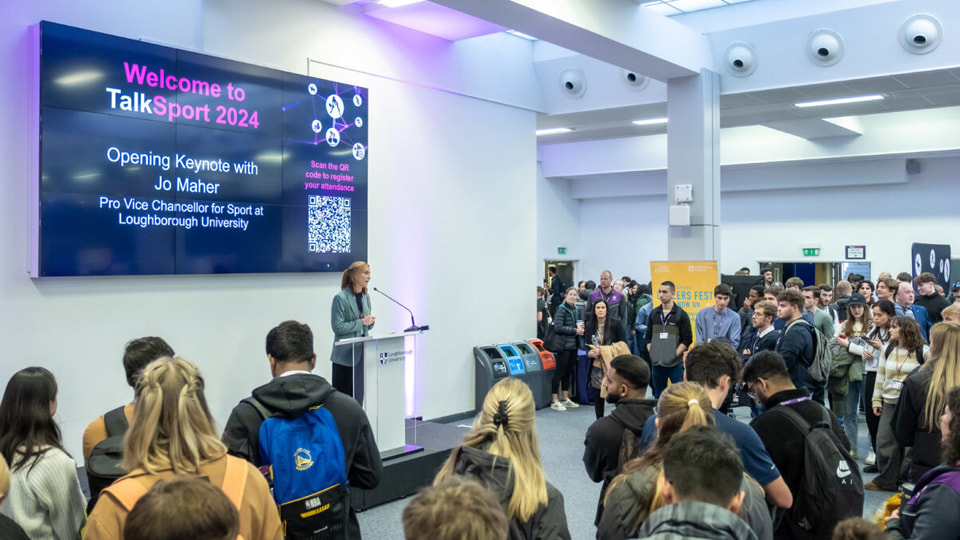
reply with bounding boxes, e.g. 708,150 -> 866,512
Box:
713,309 -> 724,337
600,288 -> 613,304
660,307 -> 672,327
893,348 -> 910,376
777,396 -> 812,407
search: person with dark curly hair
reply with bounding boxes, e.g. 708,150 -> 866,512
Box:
885,385 -> 960,538
868,316 -> 927,492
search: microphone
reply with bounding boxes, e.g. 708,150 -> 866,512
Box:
373,287 -> 426,332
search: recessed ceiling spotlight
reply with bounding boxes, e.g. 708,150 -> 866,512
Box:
794,94 -> 884,108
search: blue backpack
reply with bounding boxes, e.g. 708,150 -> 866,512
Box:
249,398 -> 349,540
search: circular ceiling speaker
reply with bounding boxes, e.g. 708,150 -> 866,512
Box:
900,13 -> 942,54
807,29 -> 844,66
724,42 -> 757,77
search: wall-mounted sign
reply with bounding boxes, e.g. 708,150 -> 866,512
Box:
846,245 -> 866,260
802,248 -> 820,257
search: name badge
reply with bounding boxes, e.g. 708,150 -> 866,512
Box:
888,379 -> 904,391
659,332 -> 669,340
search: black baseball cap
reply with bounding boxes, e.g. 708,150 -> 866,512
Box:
847,293 -> 868,307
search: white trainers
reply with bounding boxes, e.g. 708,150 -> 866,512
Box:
865,451 -> 876,465
550,401 -> 567,411
561,399 -> 579,409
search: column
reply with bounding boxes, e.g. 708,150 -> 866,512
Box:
666,69 -> 721,262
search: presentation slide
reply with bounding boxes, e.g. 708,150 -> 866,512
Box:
33,21 -> 368,276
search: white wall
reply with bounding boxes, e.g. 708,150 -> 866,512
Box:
1,0 -> 537,459
570,156 -> 959,283
578,196 -> 668,285
719,156 -> 960,277
536,165 -> 580,271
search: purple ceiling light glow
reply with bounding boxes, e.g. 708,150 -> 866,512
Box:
364,2 -> 506,42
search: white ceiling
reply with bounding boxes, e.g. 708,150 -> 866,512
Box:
321,0 -> 960,150
537,67 -> 960,144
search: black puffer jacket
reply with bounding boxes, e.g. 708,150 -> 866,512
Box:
893,367 -> 942,483
553,302 -> 580,351
451,446 -> 571,540
596,464 -> 660,540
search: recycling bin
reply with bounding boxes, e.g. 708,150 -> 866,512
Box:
528,339 -> 557,370
473,345 -> 511,411
512,341 -> 550,409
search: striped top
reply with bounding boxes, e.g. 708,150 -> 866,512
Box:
873,345 -> 930,406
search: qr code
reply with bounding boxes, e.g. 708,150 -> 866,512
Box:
308,196 -> 351,253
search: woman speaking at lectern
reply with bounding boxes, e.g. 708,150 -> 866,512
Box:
331,261 -> 375,402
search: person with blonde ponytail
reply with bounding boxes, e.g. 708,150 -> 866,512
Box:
598,382 -> 771,540
433,378 -> 570,540
85,357 -> 281,540
893,321 -> 960,483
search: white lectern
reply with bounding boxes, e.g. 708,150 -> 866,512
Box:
336,329 -> 425,459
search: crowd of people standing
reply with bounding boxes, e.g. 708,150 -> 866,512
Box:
4,262 -> 960,540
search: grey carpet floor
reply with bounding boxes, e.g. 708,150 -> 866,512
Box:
359,401 -> 891,540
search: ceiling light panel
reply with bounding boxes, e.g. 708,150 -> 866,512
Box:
633,117 -> 669,126
641,0 -> 754,15
642,2 -> 683,15
536,128 -> 573,136
671,0 -> 727,12
794,94 -> 884,108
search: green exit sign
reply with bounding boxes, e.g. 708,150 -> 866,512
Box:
802,248 -> 820,257
558,247 -> 567,255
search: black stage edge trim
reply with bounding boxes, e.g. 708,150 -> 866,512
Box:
424,409 -> 476,424
350,418 -> 466,512
381,444 -> 424,461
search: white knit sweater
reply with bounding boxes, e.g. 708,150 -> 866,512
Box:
873,344 -> 930,407
0,446 -> 86,540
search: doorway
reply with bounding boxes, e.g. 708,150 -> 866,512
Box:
758,262 -> 872,287
544,260 -> 576,294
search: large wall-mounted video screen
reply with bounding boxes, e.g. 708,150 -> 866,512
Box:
30,21 -> 368,276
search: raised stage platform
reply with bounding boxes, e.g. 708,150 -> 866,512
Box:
350,417 -> 465,511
